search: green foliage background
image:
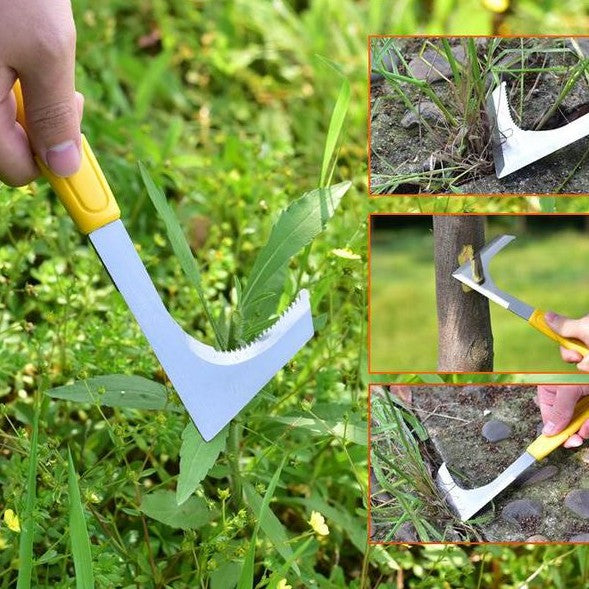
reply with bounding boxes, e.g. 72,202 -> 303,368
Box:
1,0 -> 589,588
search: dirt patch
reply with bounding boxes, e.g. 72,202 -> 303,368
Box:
411,385 -> 589,542
370,37 -> 589,195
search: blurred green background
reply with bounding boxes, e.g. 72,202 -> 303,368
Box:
370,216 -> 589,372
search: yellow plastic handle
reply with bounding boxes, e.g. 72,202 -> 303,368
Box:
527,395 -> 589,460
528,308 -> 589,358
13,80 -> 120,234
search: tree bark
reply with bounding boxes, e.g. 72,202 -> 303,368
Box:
433,216 -> 494,371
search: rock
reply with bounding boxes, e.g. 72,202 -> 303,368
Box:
393,521 -> 418,542
565,490 -> 589,519
371,47 -> 398,82
400,101 -> 445,129
502,499 -> 543,527
482,419 -> 513,442
526,535 -> 549,542
518,465 -> 559,488
407,46 -> 466,82
569,533 -> 589,542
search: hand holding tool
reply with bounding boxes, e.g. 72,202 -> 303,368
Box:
437,395 -> 589,520
452,234 -> 589,359
487,81 -> 589,178
12,80 -> 314,440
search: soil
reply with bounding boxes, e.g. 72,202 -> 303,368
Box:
410,385 -> 589,542
370,37 -> 589,195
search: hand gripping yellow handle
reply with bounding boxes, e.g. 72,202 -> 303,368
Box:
528,308 -> 589,358
12,81 -> 120,234
527,395 -> 589,460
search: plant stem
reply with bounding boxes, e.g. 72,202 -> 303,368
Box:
227,422 -> 243,509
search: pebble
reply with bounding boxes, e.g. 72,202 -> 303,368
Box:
565,490 -> 589,519
502,499 -> 543,527
400,101 -> 445,128
371,48 -> 398,82
393,521 -> 418,542
518,465 -> 559,488
482,419 -> 513,442
407,46 -> 466,82
526,535 -> 549,542
569,533 -> 589,542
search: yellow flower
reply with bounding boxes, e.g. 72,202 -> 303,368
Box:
308,510 -> 329,536
482,0 -> 509,13
331,248 -> 361,261
277,580 -> 292,589
3,509 -> 20,533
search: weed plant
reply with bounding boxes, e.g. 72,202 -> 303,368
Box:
371,37 -> 589,194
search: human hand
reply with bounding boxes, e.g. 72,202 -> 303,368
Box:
0,0 -> 83,186
544,311 -> 589,371
537,384 -> 589,448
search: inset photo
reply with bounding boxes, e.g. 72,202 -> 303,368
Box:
369,383 -> 589,543
369,36 -> 589,195
369,214 -> 589,373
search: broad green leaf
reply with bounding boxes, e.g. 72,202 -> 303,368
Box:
140,490 -> 212,530
46,375 -> 177,411
243,482 -> 299,575
139,162 -> 224,348
176,423 -> 228,505
241,181 -> 351,323
238,458 -> 286,589
67,448 -> 95,589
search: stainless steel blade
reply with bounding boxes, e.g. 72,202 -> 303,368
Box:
437,452 -> 536,521
488,81 -> 589,178
89,220 -> 314,440
452,234 -> 534,320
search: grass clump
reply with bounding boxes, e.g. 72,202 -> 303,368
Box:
370,36 -> 589,194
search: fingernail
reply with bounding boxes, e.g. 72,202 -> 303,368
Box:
542,421 -> 558,435
45,140 -> 81,177
566,437 -> 584,448
544,311 -> 559,325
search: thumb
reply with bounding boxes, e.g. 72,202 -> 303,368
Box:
541,389 -> 584,435
19,70 -> 81,178
545,312 -> 589,343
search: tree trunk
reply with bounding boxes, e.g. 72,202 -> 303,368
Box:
433,216 -> 494,371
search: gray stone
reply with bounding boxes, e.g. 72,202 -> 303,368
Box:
371,48 -> 398,82
393,521 -> 418,542
526,534 -> 549,542
407,46 -> 466,82
518,465 -> 559,488
400,102 -> 444,129
502,499 -> 543,527
565,490 -> 589,519
569,533 -> 589,542
482,419 -> 513,442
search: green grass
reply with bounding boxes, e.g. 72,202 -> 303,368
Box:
371,225 -> 589,372
3,1 -> 589,588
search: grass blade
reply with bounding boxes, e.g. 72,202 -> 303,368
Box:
243,481 -> 299,575
237,457 -> 286,589
67,448 -> 95,589
16,406 -> 39,589
319,76 -> 351,187
138,162 -> 225,348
